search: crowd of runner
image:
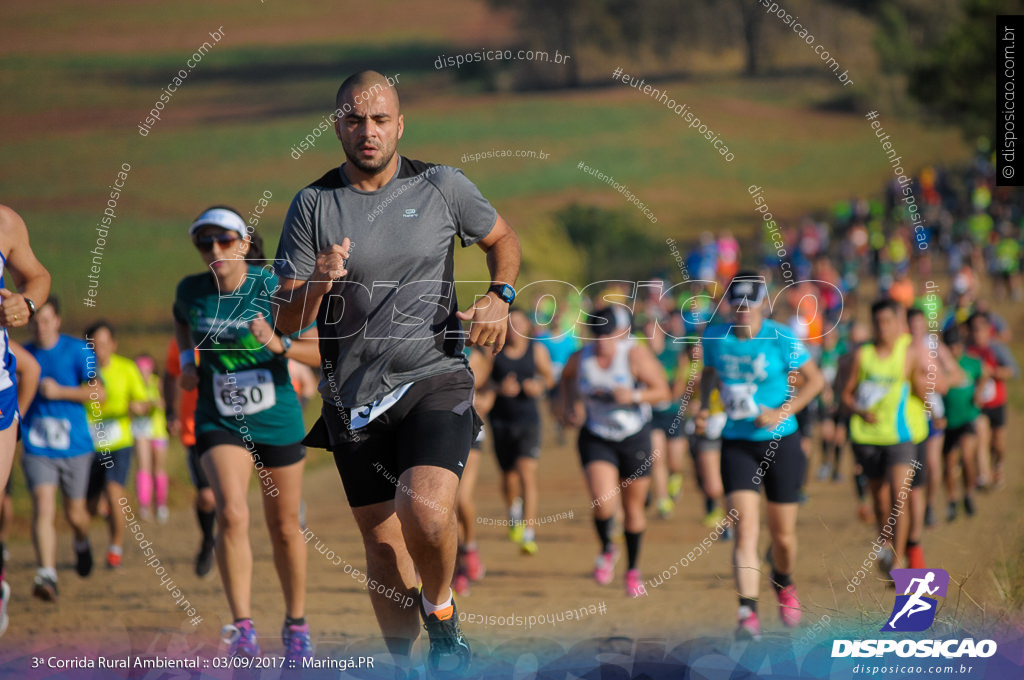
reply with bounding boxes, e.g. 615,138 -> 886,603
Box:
0,74 -> 1018,677
449,152 -> 1021,643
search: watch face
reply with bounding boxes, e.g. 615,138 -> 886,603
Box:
501,285 -> 515,302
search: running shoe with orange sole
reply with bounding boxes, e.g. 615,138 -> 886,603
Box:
420,600 -> 471,678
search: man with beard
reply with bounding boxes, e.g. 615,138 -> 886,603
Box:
273,71 -> 520,678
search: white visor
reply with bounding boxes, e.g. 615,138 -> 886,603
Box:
188,208 -> 248,237
726,279 -> 767,307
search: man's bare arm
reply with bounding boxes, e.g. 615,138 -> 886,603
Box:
274,239 -> 351,335
0,205 -> 50,329
456,215 -> 521,354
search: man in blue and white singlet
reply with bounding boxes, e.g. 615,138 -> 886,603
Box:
0,204 -> 51,636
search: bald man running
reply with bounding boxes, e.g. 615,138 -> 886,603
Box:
273,71 -> 520,678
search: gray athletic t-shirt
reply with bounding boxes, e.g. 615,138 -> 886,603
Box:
274,157 -> 497,407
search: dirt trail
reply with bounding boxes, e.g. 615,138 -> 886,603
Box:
1,397 -> 1020,675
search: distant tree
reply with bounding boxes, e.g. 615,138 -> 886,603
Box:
907,0 -> 1020,138
490,0 -> 750,82
488,0 -> 603,86
873,4 -> 916,75
735,0 -> 767,76
826,0 -> 888,14
858,0 -> 1021,139
556,203 -> 665,283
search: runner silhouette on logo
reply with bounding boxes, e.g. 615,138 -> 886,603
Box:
888,571 -> 939,628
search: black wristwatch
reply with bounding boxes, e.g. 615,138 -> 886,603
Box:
274,334 -> 293,355
24,297 -> 37,318
488,283 -> 516,304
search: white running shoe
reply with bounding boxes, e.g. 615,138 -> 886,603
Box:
0,580 -> 9,636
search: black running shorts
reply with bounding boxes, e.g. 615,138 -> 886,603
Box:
692,434 -> 721,454
851,442 -> 916,481
308,370 -> 480,508
196,429 -> 306,468
911,440 -> 928,489
186,445 -> 211,490
578,426 -> 653,479
650,409 -> 684,439
720,433 -> 805,504
86,447 -> 132,499
942,422 -> 976,456
983,405 -> 1006,429
490,419 -> 540,472
795,402 -> 819,438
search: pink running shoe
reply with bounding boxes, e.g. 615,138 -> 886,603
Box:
593,546 -> 619,586
464,548 -> 485,582
221,619 -> 260,657
777,585 -> 801,627
735,606 -> 762,641
452,571 -> 470,597
625,569 -> 646,597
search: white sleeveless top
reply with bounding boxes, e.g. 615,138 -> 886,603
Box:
0,254 -> 14,394
578,339 -> 650,441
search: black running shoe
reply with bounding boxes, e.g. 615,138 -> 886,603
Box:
74,542 -> 93,577
420,600 -> 471,678
195,540 -> 215,578
963,496 -> 975,517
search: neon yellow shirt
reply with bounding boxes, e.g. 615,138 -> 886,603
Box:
850,335 -> 913,446
88,354 -> 148,451
135,373 -> 168,440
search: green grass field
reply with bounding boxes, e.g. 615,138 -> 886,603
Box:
0,2 -> 970,333
7,0 -> 1024,636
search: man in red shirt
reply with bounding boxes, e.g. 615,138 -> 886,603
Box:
967,312 -> 1018,488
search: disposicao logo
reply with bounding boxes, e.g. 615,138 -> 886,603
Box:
831,567 -> 997,659
882,568 -> 948,632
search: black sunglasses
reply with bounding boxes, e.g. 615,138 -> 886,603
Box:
194,233 -> 242,252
